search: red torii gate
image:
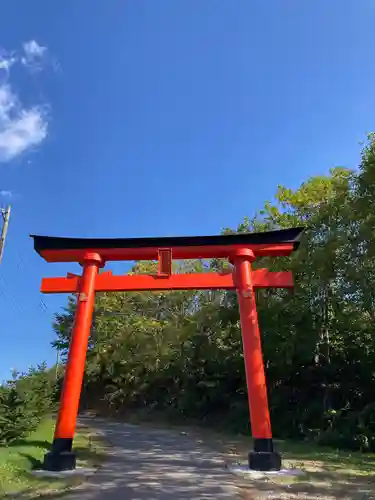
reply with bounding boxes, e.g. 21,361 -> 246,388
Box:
31,227 -> 303,472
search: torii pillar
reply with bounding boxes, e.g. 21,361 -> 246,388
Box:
231,248 -> 279,470
43,253 -> 102,471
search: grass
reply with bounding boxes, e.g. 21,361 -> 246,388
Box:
0,418 -> 107,499
201,431 -> 375,499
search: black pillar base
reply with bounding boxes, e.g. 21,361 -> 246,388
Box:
43,451 -> 76,471
248,438 -> 282,471
248,451 -> 281,471
43,437 -> 76,472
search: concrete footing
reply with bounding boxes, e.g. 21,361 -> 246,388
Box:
228,464 -> 305,478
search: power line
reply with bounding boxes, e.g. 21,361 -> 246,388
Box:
11,247 -> 51,316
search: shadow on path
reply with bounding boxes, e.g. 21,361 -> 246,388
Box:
60,417 -> 238,500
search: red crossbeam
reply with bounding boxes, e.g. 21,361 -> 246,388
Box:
40,269 -> 294,294
39,243 -> 295,263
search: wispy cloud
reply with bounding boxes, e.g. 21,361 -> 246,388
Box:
0,40 -> 50,163
0,85 -> 47,162
0,190 -> 12,198
0,54 -> 16,74
21,40 -> 47,71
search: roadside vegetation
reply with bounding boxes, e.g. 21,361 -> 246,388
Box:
0,365 -> 106,498
0,418 -> 105,498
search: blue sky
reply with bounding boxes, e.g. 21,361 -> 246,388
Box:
0,0 -> 374,381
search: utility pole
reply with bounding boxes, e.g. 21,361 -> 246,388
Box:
0,205 -> 11,264
55,348 -> 60,381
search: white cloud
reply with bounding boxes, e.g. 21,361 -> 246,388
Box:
21,40 -> 47,71
0,55 -> 16,74
0,190 -> 12,198
0,41 -> 50,163
0,84 -> 48,162
23,40 -> 46,58
0,40 -> 54,75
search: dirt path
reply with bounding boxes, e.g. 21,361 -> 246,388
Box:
62,417 -> 239,499
59,417 -> 375,500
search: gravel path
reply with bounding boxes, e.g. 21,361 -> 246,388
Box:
64,417 -> 239,499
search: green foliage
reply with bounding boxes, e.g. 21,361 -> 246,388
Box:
0,364 -> 57,446
0,384 -> 31,445
53,135 -> 375,451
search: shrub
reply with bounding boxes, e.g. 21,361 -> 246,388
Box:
0,363 -> 57,446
